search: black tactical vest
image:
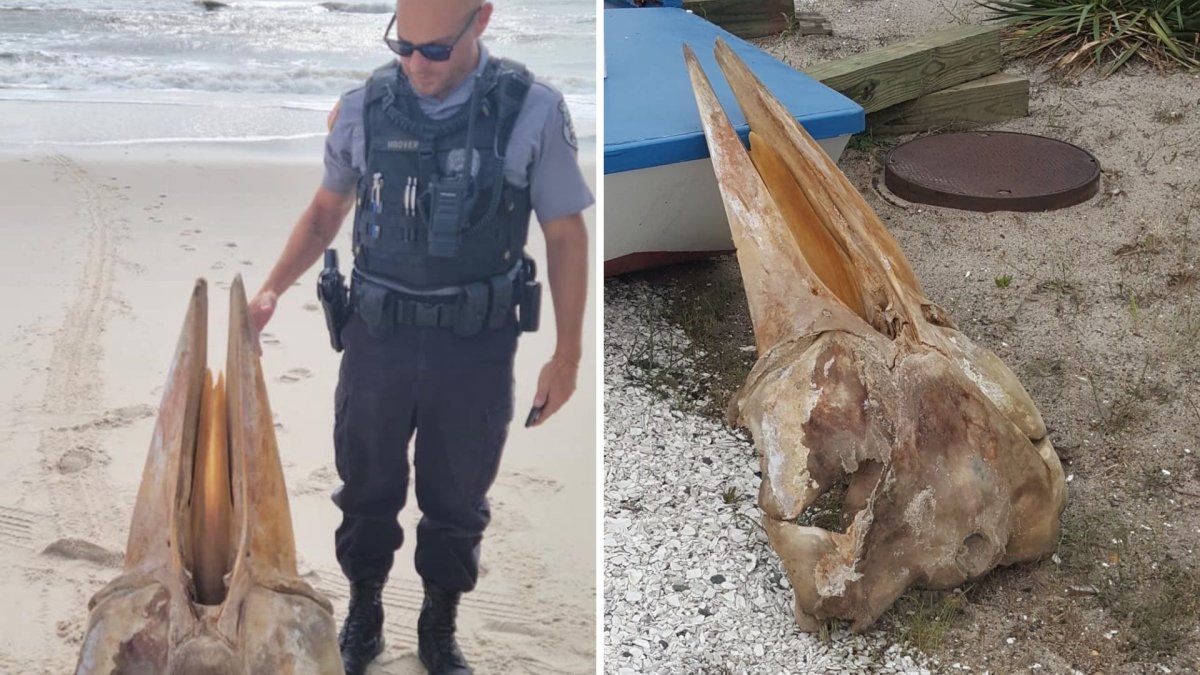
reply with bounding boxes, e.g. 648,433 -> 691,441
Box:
352,57 -> 534,288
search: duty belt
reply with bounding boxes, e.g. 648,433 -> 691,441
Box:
351,260 -> 526,337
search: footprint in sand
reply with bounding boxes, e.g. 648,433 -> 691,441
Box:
240,259 -> 253,266
509,471 -> 563,494
180,243 -> 195,252
224,242 -> 238,248
42,538 -> 123,568
211,261 -> 226,270
302,302 -> 319,312
261,332 -> 281,347
57,448 -> 93,474
57,618 -> 83,644
481,620 -> 541,638
278,367 -> 312,383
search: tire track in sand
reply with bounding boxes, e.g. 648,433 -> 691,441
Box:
35,154 -> 124,545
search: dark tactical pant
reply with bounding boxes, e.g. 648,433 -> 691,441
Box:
331,309 -> 517,592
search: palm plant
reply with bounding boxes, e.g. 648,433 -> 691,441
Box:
977,0 -> 1200,76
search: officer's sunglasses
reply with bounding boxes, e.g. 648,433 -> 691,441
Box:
383,8 -> 480,62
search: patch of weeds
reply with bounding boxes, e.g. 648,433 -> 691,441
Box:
1126,291 -> 1140,326
1152,108 -> 1187,125
1104,560 -> 1200,659
1034,260 -> 1085,306
1162,299 -> 1200,375
625,336 -> 686,392
623,293 -> 707,407
887,589 -> 969,654
979,0 -> 1200,77
721,485 -> 739,505
1166,269 -> 1198,290
994,274 -> 1013,288
1084,359 -> 1153,434
1054,504 -> 1127,574
847,132 -> 899,162
1101,390 -> 1151,434
656,262 -> 758,419
817,620 -> 833,643
1058,503 -> 1200,661
795,482 -> 846,532
1114,231 -> 1166,257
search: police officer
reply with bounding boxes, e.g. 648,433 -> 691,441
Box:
247,0 -> 592,672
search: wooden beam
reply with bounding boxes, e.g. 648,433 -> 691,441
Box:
793,12 -> 833,36
806,25 -> 1003,114
683,0 -> 829,39
867,73 -> 1030,134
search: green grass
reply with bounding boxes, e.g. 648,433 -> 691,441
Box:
978,0 -> 1200,76
1051,502 -> 1200,660
995,274 -> 1014,288
888,590 -> 970,654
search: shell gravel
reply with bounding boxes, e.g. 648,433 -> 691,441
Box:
604,281 -> 935,675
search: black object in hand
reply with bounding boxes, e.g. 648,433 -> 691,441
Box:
525,404 -> 544,428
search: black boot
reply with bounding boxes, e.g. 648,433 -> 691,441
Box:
417,582 -> 472,675
339,577 -> 386,675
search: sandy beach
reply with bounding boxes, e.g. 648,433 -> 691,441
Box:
0,122 -> 597,673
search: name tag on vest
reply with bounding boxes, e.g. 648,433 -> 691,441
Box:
386,139 -> 420,151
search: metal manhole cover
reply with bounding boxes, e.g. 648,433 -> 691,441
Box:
883,131 -> 1101,212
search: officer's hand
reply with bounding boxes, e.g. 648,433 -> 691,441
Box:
247,290 -> 278,356
529,355 -> 578,427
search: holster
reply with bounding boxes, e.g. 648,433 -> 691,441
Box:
517,255 -> 541,334
317,251 -> 351,352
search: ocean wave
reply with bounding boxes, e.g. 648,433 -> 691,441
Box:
543,75 -> 593,96
0,52 -> 374,96
0,50 -> 595,104
3,131 -> 326,147
318,2 -> 391,14
0,2 -> 595,117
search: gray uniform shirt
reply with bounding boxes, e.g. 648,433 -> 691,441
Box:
323,43 -> 594,225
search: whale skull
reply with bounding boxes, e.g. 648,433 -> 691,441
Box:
74,277 -> 343,674
684,41 -> 1067,632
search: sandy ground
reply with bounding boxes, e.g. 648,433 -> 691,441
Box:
0,142 -> 596,674
606,2 -> 1198,674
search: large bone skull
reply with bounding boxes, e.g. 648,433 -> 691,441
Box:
684,41 -> 1067,632
74,277 -> 343,674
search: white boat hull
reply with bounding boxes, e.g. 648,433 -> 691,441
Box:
604,134 -> 852,275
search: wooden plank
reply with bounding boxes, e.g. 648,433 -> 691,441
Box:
867,73 -> 1030,134
806,25 -> 1003,114
684,0 -> 796,39
793,12 -> 833,36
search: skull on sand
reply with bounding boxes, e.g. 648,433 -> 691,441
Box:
74,277 -> 343,674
